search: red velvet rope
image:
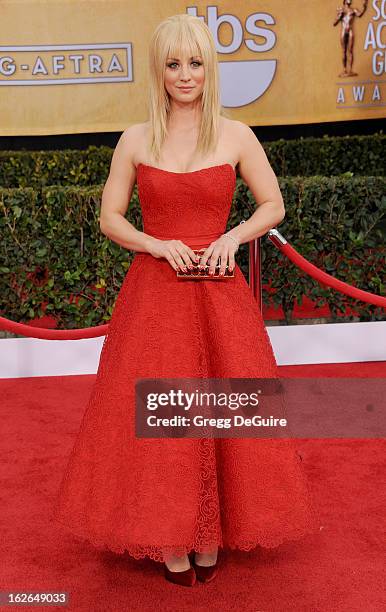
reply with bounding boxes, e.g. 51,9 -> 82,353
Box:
0,318 -> 108,340
0,230 -> 384,339
267,230 -> 386,309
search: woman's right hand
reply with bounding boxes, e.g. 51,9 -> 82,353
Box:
146,238 -> 199,272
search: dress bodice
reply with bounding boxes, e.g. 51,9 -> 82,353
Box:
136,163 -> 236,249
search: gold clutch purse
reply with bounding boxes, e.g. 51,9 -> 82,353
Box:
176,249 -> 235,279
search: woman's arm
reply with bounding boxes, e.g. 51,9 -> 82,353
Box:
226,122 -> 286,247
99,124 -> 154,253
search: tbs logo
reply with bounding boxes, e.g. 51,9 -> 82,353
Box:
187,6 -> 277,107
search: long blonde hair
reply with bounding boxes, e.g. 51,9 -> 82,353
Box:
147,13 -> 228,163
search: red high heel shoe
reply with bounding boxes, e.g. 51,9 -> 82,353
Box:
163,563 -> 196,587
192,554 -> 220,583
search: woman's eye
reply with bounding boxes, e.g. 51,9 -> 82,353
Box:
167,61 -> 202,69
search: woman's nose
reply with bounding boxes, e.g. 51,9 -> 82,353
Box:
179,66 -> 191,79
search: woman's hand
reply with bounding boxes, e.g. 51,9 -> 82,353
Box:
146,238 -> 199,272
198,234 -> 239,276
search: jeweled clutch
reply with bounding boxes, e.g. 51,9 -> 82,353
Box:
176,249 -> 235,279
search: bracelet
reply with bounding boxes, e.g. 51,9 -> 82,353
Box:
223,220 -> 245,250
223,233 -> 240,249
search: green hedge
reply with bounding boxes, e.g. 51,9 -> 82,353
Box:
0,133 -> 384,188
1,175 -> 384,329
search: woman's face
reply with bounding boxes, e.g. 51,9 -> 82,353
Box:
164,52 -> 205,104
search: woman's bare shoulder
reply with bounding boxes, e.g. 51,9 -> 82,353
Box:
220,117 -> 253,165
118,122 -> 149,164
222,117 -> 254,139
220,115 -> 247,132
121,121 -> 148,140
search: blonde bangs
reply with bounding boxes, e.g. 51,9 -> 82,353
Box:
166,23 -> 201,63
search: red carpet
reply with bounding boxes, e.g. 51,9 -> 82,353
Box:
0,362 -> 385,611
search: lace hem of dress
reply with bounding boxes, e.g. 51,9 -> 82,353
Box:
53,518 -> 324,563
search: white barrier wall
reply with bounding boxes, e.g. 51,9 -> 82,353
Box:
0,321 -> 385,379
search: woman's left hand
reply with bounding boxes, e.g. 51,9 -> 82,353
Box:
198,234 -> 239,276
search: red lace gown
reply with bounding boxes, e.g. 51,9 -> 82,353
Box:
52,162 -> 321,563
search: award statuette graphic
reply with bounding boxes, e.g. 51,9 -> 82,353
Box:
333,0 -> 368,77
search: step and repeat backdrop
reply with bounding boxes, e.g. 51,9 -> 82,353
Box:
1,0 -> 385,135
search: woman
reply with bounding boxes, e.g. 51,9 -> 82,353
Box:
52,14 -> 321,587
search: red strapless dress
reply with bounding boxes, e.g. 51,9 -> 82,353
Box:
52,163 -> 321,563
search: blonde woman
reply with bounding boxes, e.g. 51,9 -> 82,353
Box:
53,14 -> 320,587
